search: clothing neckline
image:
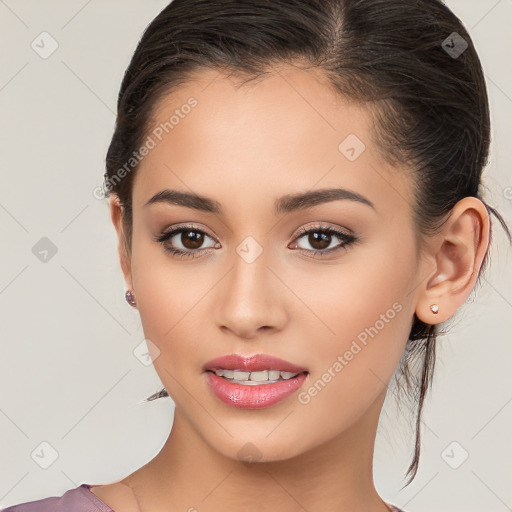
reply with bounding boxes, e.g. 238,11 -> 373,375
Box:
80,483 -> 403,512
80,484 -> 116,512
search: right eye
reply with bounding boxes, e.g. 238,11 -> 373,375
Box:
154,224 -> 220,258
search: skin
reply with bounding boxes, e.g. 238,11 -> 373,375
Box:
92,63 -> 490,512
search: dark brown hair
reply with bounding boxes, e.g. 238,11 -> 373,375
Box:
103,0 -> 511,487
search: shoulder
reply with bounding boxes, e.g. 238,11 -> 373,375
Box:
1,484 -> 114,512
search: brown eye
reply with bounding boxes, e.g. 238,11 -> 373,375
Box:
306,232 -> 332,250
291,225 -> 357,257
154,225 -> 219,258
180,230 -> 205,249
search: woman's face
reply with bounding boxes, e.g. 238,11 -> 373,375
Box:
115,64 -> 429,462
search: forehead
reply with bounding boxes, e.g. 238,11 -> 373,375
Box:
132,65 -> 413,220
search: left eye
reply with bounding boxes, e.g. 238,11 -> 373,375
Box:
290,226 -> 357,255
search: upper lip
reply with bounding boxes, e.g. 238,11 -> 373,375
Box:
202,354 -> 308,373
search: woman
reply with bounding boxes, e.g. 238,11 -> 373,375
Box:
3,0 -> 510,511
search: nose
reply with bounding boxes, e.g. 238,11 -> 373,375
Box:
215,248 -> 288,340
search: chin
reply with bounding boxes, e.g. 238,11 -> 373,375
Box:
204,429 -> 313,466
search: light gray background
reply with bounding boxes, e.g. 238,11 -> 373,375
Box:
0,1 -> 511,510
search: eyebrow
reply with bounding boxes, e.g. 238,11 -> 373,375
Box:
144,187 -> 375,215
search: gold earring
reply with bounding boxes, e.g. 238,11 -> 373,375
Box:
430,304 -> 439,314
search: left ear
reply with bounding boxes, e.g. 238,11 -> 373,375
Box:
415,197 -> 490,324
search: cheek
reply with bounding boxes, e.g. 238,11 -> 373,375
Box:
293,233 -> 417,390
290,272 -> 414,446
294,232 -> 416,341
134,269 -> 209,408
129,239 -> 207,365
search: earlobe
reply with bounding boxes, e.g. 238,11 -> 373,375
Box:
415,197 -> 490,325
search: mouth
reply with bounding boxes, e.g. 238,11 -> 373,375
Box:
203,353 -> 309,409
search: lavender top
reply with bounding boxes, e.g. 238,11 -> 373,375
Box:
1,483 -> 406,511
1,485 -> 113,512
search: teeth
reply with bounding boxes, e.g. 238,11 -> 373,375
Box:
214,369 -> 301,384
249,370 -> 269,381
233,371 -> 250,381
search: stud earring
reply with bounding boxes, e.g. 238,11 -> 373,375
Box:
125,289 -> 137,307
430,304 -> 439,314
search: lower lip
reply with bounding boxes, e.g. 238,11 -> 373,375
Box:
204,371 -> 308,409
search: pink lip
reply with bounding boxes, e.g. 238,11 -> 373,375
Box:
202,353 -> 307,373
203,353 -> 308,409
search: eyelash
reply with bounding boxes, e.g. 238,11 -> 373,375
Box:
153,223 -> 358,259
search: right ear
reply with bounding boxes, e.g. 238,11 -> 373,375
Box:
109,195 -> 134,292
